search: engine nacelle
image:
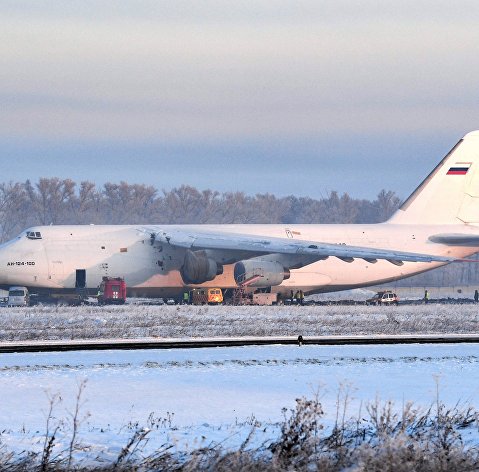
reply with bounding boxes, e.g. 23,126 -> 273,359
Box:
181,250 -> 223,284
234,260 -> 290,287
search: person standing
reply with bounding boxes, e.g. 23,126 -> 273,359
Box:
424,289 -> 429,304
474,289 -> 479,303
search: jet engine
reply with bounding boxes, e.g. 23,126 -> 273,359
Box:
234,260 -> 290,287
180,250 -> 223,284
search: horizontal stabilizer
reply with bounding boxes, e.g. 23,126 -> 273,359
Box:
429,233 -> 479,246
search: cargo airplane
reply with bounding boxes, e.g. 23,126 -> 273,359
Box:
1,131 -> 479,298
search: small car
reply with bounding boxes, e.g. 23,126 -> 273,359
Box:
366,291 -> 399,306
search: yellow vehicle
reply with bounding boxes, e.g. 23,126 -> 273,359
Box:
191,288 -> 223,305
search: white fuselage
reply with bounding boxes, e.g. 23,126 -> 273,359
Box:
0,223 -> 477,297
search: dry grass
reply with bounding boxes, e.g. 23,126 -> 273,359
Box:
0,304 -> 478,342
3,390 -> 479,471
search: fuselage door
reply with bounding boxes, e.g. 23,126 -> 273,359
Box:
75,269 -> 86,289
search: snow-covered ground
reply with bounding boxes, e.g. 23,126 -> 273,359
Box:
1,343 -> 479,460
1,303 -> 479,342
2,303 -> 479,464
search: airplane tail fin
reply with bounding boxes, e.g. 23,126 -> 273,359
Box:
389,130 -> 479,225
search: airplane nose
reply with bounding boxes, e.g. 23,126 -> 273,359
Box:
0,235 -> 47,288
0,239 -> 15,286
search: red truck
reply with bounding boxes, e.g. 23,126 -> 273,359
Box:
97,277 -> 127,305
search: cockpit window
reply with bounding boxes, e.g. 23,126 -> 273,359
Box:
26,231 -> 42,240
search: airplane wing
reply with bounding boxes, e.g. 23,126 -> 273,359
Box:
150,227 -> 457,266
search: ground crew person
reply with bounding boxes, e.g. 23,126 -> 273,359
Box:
183,290 -> 190,305
299,290 -> 304,306
475,289 -> 478,303
424,289 -> 429,304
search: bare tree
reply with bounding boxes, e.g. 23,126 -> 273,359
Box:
0,182 -> 30,242
374,189 -> 402,222
25,178 -> 76,225
70,181 -> 103,224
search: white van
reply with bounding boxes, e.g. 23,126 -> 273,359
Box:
8,286 -> 30,307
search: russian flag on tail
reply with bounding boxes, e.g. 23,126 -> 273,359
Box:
447,162 -> 472,175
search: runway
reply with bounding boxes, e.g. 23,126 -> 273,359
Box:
2,333 -> 479,353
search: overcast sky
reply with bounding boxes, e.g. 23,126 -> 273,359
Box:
1,0 -> 479,199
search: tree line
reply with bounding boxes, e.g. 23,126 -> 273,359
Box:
0,177 -> 476,286
0,178 -> 401,242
